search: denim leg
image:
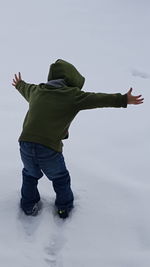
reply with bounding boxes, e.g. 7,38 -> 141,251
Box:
52,170 -> 74,211
38,147 -> 74,210
19,142 -> 43,211
21,170 -> 41,210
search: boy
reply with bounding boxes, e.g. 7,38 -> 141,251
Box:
12,59 -> 143,218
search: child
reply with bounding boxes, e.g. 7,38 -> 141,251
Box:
12,59 -> 143,218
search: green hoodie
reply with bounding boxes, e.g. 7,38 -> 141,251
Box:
16,59 -> 127,152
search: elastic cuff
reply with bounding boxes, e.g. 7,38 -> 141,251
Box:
16,80 -> 24,89
122,94 -> 128,108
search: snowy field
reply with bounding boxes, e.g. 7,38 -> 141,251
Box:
0,0 -> 150,266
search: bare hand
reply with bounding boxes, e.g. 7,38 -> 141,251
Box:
12,72 -> 22,87
127,88 -> 144,105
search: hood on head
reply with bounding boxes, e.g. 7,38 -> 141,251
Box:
47,59 -> 85,89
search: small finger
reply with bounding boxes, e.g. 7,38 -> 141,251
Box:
128,87 -> 133,95
134,95 -> 142,99
134,96 -> 143,102
136,97 -> 144,101
15,74 -> 18,81
136,98 -> 144,102
135,100 -> 144,104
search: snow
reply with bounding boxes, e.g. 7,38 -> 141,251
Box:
0,0 -> 150,266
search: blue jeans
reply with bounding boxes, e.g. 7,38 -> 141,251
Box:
19,141 -> 74,212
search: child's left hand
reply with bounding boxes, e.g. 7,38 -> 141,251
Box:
127,88 -> 144,105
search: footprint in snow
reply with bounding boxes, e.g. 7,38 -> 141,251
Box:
131,69 -> 150,79
44,222 -> 66,266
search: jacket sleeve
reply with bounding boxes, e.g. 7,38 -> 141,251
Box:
74,89 -> 127,111
15,80 -> 37,102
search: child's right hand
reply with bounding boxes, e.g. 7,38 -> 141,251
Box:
127,88 -> 144,105
12,72 -> 22,87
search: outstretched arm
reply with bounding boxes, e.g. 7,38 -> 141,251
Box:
74,87 -> 144,111
127,88 -> 144,105
12,72 -> 37,102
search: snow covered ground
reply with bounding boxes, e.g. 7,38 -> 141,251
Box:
0,0 -> 150,266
